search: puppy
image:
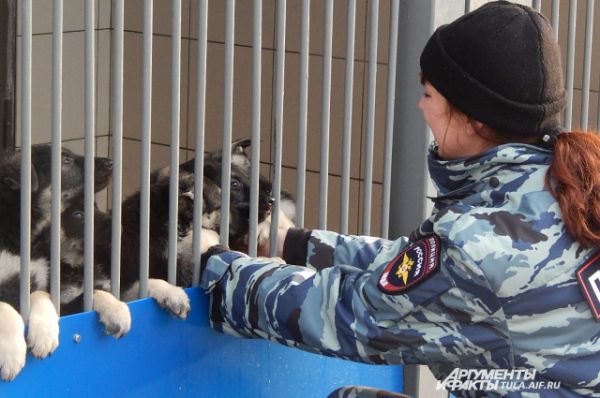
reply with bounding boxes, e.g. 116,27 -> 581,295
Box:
181,139 -> 279,251
0,145 -> 113,381
93,168 -> 220,318
32,195 -> 131,339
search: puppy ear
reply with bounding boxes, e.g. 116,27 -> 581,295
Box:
231,138 -> 252,156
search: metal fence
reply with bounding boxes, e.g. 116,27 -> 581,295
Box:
10,0 -> 599,396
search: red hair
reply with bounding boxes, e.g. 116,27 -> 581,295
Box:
546,131 -> 600,247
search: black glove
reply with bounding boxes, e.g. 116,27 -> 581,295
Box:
200,244 -> 230,276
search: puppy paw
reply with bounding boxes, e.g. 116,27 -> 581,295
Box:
26,292 -> 59,359
200,229 -> 220,254
147,279 -> 190,319
0,303 -> 26,381
93,290 -> 131,339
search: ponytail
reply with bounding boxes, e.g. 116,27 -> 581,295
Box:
546,131 -> 600,248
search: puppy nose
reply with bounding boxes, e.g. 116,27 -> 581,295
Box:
266,196 -> 275,206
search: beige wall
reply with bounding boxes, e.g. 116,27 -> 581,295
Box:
15,0 -> 600,235
117,0 -> 395,235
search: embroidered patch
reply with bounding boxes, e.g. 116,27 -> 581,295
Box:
576,252 -> 600,321
378,235 -> 441,295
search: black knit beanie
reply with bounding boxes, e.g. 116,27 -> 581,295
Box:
420,0 -> 567,136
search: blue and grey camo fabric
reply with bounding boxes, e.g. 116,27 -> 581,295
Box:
201,144 -> 600,398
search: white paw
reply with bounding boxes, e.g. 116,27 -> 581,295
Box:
256,215 -> 272,246
147,279 -> 190,319
0,303 -> 26,381
26,291 -> 59,359
200,229 -> 220,254
93,290 -> 131,338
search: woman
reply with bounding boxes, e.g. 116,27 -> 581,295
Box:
200,2 -> 600,397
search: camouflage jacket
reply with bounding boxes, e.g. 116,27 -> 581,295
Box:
201,144 -> 600,397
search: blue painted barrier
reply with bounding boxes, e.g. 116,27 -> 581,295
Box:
1,287 -> 403,397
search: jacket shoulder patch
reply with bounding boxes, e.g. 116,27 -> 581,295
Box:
378,235 -> 441,295
577,251 -> 600,321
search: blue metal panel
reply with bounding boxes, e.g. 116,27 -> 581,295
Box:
2,288 -> 403,397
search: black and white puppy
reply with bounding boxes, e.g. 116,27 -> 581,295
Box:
0,145 -> 113,381
31,195 -> 131,339
181,138 -> 296,252
93,168 -> 220,317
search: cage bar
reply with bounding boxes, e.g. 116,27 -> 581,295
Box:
168,0 -> 182,285
83,0 -> 95,312
362,0 -> 379,236
139,0 -> 153,298
580,0 -> 594,130
111,0 -> 124,298
247,0 -> 262,257
318,0 -> 334,230
19,0 -> 32,318
564,0 -> 577,130
269,0 -> 286,258
220,0 -> 235,247
340,0 -> 356,235
381,0 -> 400,239
295,0 -> 310,229
50,0 -> 63,310
192,0 -> 209,286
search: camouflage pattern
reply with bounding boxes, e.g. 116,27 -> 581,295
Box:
201,144 -> 600,397
326,386 -> 412,398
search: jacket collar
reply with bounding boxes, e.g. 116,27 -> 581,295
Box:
427,144 -> 553,200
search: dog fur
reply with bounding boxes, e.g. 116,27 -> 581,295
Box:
0,145 -> 113,381
181,138 -> 296,251
92,168 -> 220,317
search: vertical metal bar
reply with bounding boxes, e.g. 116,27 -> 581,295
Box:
168,0 -> 182,285
295,0 -> 310,229
83,0 -> 95,312
19,0 -> 32,318
220,0 -> 235,246
381,0 -> 400,239
139,0 -> 153,298
551,0 -> 560,39
362,0 -> 378,236
247,0 -> 262,257
50,0 -> 63,311
465,0 -> 471,13
192,0 -> 208,286
598,73 -> 600,131
0,0 -> 17,154
269,0 -> 286,257
598,79 -> 600,130
318,0 -> 334,229
340,0 -> 356,235
111,0 -> 124,298
580,0 -> 594,130
533,0 -> 542,11
564,0 -> 577,130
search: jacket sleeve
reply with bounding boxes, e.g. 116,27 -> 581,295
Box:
283,228 -> 399,271
200,236 -> 510,367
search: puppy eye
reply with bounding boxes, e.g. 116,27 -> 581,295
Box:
63,157 -> 74,165
231,179 -> 241,189
73,210 -> 84,219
